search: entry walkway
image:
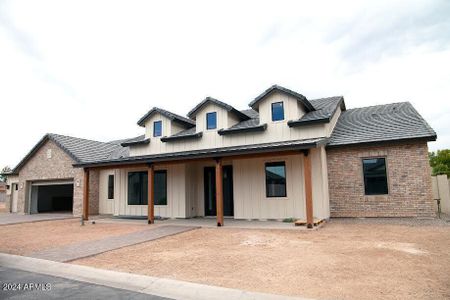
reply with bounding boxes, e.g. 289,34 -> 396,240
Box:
0,213 -> 74,225
28,225 -> 198,262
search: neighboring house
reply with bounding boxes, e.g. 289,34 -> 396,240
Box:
2,85 -> 437,227
0,182 -> 6,203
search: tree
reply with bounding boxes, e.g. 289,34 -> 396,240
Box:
0,166 -> 12,182
429,150 -> 450,176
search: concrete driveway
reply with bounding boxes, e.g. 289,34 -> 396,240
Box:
0,213 -> 74,225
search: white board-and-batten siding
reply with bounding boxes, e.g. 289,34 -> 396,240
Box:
98,147 -> 330,220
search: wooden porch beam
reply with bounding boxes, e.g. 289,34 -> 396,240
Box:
83,168 -> 89,220
148,164 -> 155,224
215,158 -> 224,227
303,151 -> 314,229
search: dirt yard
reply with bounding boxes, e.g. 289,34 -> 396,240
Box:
73,220 -> 450,300
0,219 -> 148,255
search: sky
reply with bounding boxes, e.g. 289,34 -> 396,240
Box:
0,0 -> 449,169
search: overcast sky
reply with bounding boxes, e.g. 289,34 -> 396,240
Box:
1,0 -> 449,168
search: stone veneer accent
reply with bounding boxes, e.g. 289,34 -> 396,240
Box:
11,139 -> 98,216
327,141 -> 435,218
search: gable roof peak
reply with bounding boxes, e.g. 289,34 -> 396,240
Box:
137,106 -> 195,128
187,96 -> 249,121
249,84 -> 315,112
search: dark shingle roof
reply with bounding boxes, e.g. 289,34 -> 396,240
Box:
218,119 -> 267,135
288,96 -> 345,127
161,127 -> 203,142
74,137 -> 327,168
11,133 -> 129,174
187,97 -> 249,120
328,102 -> 437,147
250,85 -> 315,112
137,107 -> 195,128
119,135 -> 150,147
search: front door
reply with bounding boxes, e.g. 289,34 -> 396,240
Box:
204,166 -> 234,216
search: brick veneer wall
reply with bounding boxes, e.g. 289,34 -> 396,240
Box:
13,139 -> 98,217
327,141 -> 435,218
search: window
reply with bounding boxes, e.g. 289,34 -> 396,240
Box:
15,184 -> 18,191
206,112 -> 217,130
265,162 -> 287,197
271,102 -> 284,121
363,158 -> 388,195
153,120 -> 162,137
128,171 -> 148,205
107,174 -> 114,199
154,170 -> 167,205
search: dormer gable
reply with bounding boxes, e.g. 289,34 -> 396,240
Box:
137,107 -> 195,140
249,85 -> 315,112
187,97 -> 249,132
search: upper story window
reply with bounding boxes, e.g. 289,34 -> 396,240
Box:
265,161 -> 287,197
362,158 -> 388,195
271,102 -> 284,121
153,121 -> 162,137
206,112 -> 217,130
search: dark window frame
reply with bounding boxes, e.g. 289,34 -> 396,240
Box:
154,170 -> 167,206
362,157 -> 389,195
153,120 -> 162,137
107,174 -> 114,199
127,171 -> 148,205
271,102 -> 284,121
265,161 -> 287,198
206,112 -> 217,130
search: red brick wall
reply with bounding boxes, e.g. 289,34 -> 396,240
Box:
327,142 -> 435,218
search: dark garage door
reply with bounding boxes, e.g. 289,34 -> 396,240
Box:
33,184 -> 73,213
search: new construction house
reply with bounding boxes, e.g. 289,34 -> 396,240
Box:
3,85 -> 437,227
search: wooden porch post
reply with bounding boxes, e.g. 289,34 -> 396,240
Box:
215,158 -> 224,227
303,150 -> 314,229
83,168 -> 89,220
148,164 -> 155,224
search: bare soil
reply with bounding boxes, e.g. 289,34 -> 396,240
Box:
0,219 -> 148,255
72,220 -> 450,300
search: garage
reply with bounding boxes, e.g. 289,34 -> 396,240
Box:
30,181 -> 73,213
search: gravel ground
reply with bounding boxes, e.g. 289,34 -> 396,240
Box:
0,219 -> 149,255
0,203 -> 6,213
73,219 -> 450,300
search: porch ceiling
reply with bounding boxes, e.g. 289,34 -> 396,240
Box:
73,137 -> 327,169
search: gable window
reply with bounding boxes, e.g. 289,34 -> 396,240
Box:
107,174 -> 114,199
128,171 -> 148,205
271,102 -> 284,121
155,170 -> 167,205
206,112 -> 217,130
153,120 -> 162,137
362,158 -> 388,195
265,161 -> 287,197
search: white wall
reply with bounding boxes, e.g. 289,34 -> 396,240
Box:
130,92 -> 341,157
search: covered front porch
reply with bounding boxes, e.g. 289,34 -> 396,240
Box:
79,138 -> 329,229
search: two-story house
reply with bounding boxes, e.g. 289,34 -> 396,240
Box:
3,85 -> 437,227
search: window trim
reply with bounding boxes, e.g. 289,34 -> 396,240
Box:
154,170 -> 168,206
107,174 -> 114,200
265,161 -> 287,198
153,120 -> 162,137
271,102 -> 285,122
206,112 -> 217,130
361,157 -> 389,196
